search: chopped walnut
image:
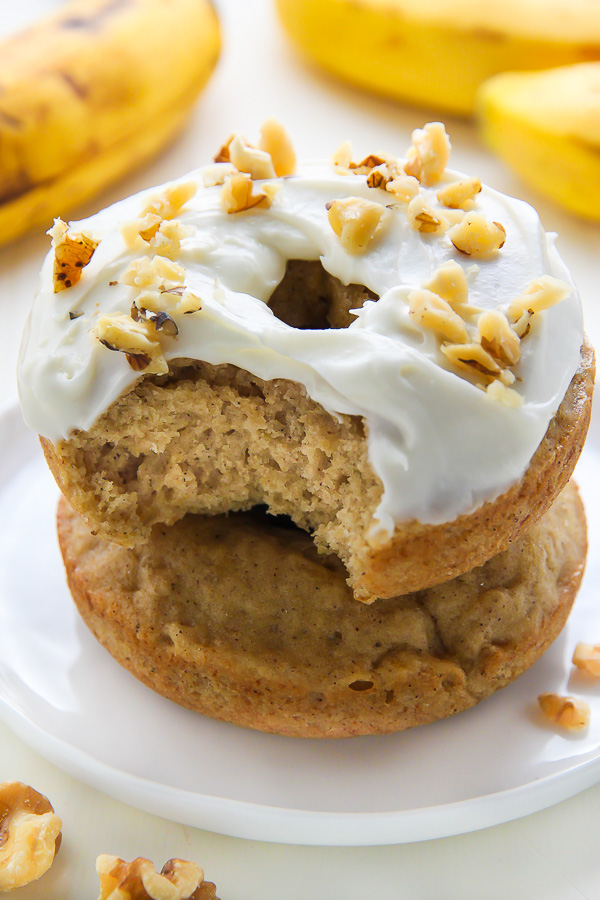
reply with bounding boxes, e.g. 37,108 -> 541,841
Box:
92,313 -> 168,374
214,135 -> 233,163
121,217 -> 189,260
229,133 -> 276,180
449,212 -> 506,257
423,260 -> 469,309
131,304 -> 179,337
404,122 -> 451,186
202,163 -> 238,188
408,289 -> 469,344
486,379 -> 523,407
121,256 -> 185,290
437,177 -> 482,210
507,275 -> 571,321
132,286 -> 202,317
49,218 -> 99,292
572,642 -> 600,677
148,220 -> 190,260
385,174 -> 420,203
365,163 -> 402,190
258,118 -> 297,176
406,195 -> 447,234
478,309 -> 521,366
0,782 -> 62,892
327,196 -> 384,253
221,172 -> 270,213
142,182 -> 197,220
441,341 -> 501,379
96,855 -> 218,900
349,154 -> 388,175
121,213 -> 162,248
331,140 -> 353,169
538,693 -> 590,731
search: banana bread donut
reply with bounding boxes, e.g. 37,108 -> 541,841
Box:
57,481 -> 587,738
20,122 -> 594,599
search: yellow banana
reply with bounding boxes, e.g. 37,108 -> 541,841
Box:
478,63 -> 600,222
275,0 -> 600,115
0,0 -> 220,246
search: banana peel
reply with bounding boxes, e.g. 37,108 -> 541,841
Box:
478,63 -> 600,222
274,0 -> 600,115
0,0 -> 220,246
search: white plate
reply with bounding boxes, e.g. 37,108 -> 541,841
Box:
1,404 -> 600,846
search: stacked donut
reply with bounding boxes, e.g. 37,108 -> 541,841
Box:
18,123 -> 594,737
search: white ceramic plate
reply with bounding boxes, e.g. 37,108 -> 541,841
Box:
1,404 -> 600,846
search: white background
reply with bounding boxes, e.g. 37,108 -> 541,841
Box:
1,1 -> 600,897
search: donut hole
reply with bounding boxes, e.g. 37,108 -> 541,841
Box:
267,259 -> 378,330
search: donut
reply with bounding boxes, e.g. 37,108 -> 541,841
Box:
19,122 -> 594,600
57,481 -> 587,738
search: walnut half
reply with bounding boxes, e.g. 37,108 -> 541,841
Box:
0,781 -> 62,892
96,855 -> 219,900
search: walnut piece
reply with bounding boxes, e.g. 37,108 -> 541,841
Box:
385,174 -> 419,203
327,196 -> 384,253
258,118 -> 296,177
423,260 -> 469,310
437,177 -> 482,209
229,133 -> 276,180
449,212 -> 506,257
406,195 -> 447,234
538,693 -> 590,731
485,379 -> 523,407
96,855 -> 218,900
141,182 -> 197,220
331,140 -> 353,169
221,172 -> 270,214
49,218 -> 99,292
408,289 -> 469,343
0,782 -> 62,892
440,341 -> 501,379
572,642 -> 600,677
507,275 -> 571,321
135,286 -> 202,316
478,309 -> 521,366
92,313 -> 168,374
404,122 -> 451,186
121,217 -> 190,260
201,163 -> 238,188
121,256 -> 186,290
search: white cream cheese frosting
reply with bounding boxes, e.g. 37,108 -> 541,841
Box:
17,154 -> 583,534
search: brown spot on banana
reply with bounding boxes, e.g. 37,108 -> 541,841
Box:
62,0 -> 133,30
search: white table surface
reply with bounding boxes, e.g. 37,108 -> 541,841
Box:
1,1 -> 600,897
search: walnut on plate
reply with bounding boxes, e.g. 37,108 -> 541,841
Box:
96,855 -> 218,900
572,642 -> 600,677
0,781 -> 62,892
538,693 -> 590,731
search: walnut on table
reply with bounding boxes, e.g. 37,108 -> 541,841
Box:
0,781 -> 62,892
96,855 -> 219,900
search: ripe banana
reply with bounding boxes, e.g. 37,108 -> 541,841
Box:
274,0 -> 600,115
478,63 -> 600,222
0,0 -> 220,246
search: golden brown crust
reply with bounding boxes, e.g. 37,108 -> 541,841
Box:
57,483 -> 587,738
43,338 -> 594,600
359,339 -> 595,598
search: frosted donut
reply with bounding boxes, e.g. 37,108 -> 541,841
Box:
19,122 -> 594,599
